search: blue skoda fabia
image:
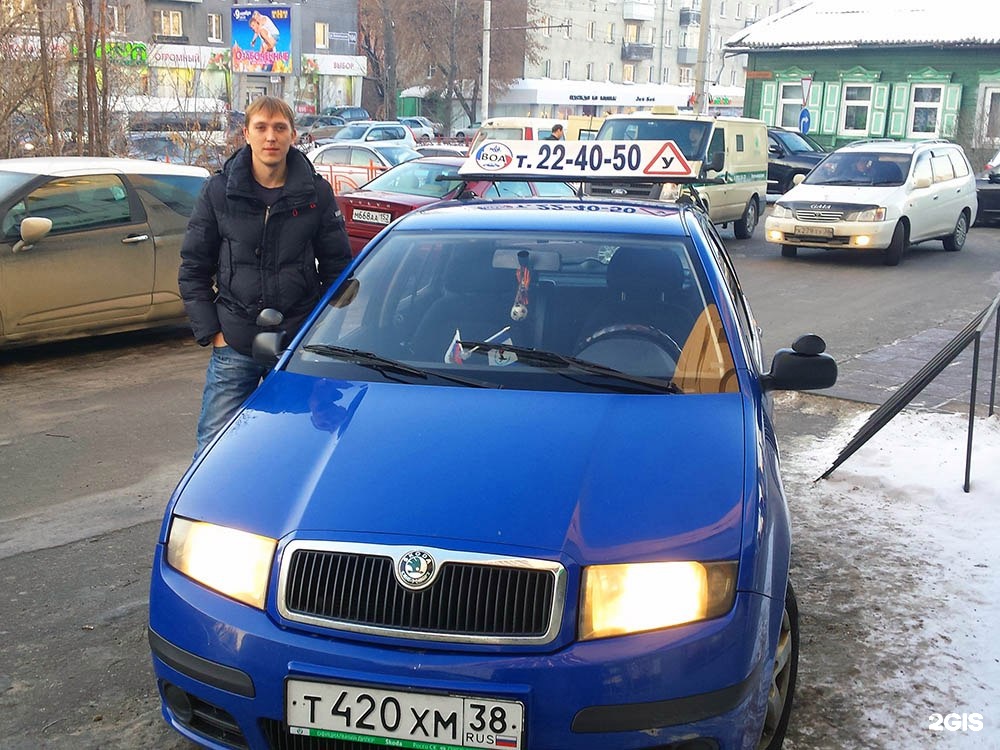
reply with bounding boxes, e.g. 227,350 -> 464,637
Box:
149,189 -> 836,750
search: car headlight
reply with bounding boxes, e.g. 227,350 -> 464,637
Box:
166,516 -> 277,609
771,204 -> 792,219
843,207 -> 886,222
579,561 -> 737,640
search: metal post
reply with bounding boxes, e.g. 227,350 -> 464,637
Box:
991,311 -> 999,416
965,332 -> 981,493
481,0 -> 491,123
692,0 -> 713,113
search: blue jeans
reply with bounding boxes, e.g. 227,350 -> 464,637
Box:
195,345 -> 269,457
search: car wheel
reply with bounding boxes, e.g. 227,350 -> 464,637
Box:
456,131 -> 466,140
421,134 -> 431,144
942,211 -> 969,251
757,582 -> 799,750
734,197 -> 759,239
781,245 -> 798,258
884,221 -> 907,266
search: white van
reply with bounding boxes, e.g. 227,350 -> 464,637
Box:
591,111 -> 768,239
470,117 -> 564,149
765,139 -> 978,266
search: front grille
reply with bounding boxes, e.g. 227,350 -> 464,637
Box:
279,544 -> 563,643
793,208 -> 844,222
261,719 -> 368,750
587,182 -> 658,198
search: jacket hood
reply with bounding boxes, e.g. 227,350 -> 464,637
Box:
174,372 -> 749,565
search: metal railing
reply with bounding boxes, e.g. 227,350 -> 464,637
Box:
821,291 -> 1000,492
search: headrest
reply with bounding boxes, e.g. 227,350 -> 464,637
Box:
443,245 -> 515,295
606,246 -> 685,302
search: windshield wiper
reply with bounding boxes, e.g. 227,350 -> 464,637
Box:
302,344 -> 498,388
457,341 -> 681,394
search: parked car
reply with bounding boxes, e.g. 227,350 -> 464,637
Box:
0,157 -> 209,348
766,127 -> 827,194
149,142 -> 838,750
400,117 -> 435,143
319,105 -> 371,122
407,114 -> 444,137
296,114 -> 346,145
415,143 -> 469,158
454,121 -> 481,140
127,134 -> 227,170
306,142 -> 421,194
974,147 -> 1000,226
338,155 -> 577,254
322,120 -> 417,149
765,138 -> 979,265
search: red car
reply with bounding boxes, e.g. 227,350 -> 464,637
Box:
338,156 -> 577,255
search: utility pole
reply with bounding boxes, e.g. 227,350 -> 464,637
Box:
481,0 -> 491,122
692,0 -> 713,114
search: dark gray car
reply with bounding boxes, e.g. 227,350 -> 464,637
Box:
767,127 -> 827,194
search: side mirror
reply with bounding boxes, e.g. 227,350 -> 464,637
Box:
12,216 -> 53,253
913,176 -> 932,189
762,333 -> 837,392
768,144 -> 782,156
792,173 -> 806,186
256,308 -> 284,327
252,331 -> 286,367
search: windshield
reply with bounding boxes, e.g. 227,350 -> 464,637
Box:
333,125 -> 370,140
0,171 -> 36,202
364,160 -> 464,197
772,130 -> 824,153
805,152 -> 910,186
373,145 -> 422,166
597,118 -> 711,160
289,230 -> 738,395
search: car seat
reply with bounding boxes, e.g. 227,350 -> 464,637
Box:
409,244 -> 518,361
574,245 -> 697,374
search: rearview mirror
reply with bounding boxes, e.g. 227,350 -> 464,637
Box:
762,334 -> 837,392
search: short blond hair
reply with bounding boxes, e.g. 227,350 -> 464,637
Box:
245,96 -> 295,130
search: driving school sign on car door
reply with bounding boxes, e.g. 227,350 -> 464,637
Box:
231,6 -> 292,74
462,140 -> 693,179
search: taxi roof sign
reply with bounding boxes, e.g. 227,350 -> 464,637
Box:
457,140 -> 697,182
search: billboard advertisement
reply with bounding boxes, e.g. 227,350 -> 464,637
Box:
231,6 -> 292,74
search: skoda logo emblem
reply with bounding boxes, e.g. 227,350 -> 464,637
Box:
611,187 -> 628,196
397,550 -> 436,589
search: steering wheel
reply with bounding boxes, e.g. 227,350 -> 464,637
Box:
574,324 -> 682,375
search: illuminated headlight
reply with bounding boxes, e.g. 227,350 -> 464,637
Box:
166,517 -> 277,609
580,561 -> 737,640
843,207 -> 886,222
770,204 -> 793,219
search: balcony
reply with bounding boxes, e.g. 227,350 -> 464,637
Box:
622,1 -> 655,21
677,46 -> 699,65
621,42 -> 655,61
679,8 -> 701,26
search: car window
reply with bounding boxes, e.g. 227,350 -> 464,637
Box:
708,128 -> 725,166
289,229 -> 738,395
931,153 -> 955,182
946,149 -> 970,178
3,174 -> 132,236
315,147 -> 349,166
375,146 -> 421,166
128,173 -> 205,217
494,181 -> 534,198
351,148 -> 381,167
364,161 -> 462,197
532,181 -> 577,197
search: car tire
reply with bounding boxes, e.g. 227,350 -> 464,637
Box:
757,582 -> 799,750
781,245 -> 798,258
734,197 -> 759,239
884,221 -> 907,266
942,211 -> 969,252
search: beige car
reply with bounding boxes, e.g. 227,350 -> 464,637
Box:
0,157 -> 209,348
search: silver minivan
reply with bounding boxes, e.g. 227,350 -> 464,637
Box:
765,138 -> 978,266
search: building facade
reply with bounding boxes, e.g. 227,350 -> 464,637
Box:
492,0 -> 797,119
125,0 -> 364,114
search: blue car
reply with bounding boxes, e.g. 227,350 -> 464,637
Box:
149,156 -> 836,750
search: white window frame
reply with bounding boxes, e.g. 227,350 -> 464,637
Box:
541,15 -> 551,38
207,13 -> 223,43
907,84 -> 943,138
778,82 -> 804,129
607,22 -> 615,43
978,84 -> 1000,147
108,5 -> 126,33
586,62 -> 594,81
719,0 -> 727,16
563,17 -> 572,39
542,59 -> 551,78
315,21 -> 329,49
607,62 -> 614,81
155,9 -> 182,37
664,28 -> 672,47
839,83 -> 873,137
625,22 -> 639,43
563,60 -> 570,79
587,20 -> 595,41
623,63 -> 635,83
679,67 -> 692,84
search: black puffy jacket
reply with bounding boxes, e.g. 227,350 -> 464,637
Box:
179,145 -> 352,355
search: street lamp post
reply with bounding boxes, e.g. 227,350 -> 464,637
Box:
481,0 -> 490,123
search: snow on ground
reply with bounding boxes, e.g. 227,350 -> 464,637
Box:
775,393 -> 1000,749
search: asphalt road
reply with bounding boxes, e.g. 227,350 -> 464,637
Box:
0,216 -> 998,749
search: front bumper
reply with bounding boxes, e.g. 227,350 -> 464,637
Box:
149,547 -> 778,750
764,215 -> 897,250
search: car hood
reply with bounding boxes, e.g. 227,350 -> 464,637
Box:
778,182 -> 901,206
174,372 -> 748,565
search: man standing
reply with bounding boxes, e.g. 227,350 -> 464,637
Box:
179,95 -> 352,456
545,123 -> 564,140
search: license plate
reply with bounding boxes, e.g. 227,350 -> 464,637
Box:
287,678 -> 524,750
354,209 -> 392,225
794,224 -> 834,238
